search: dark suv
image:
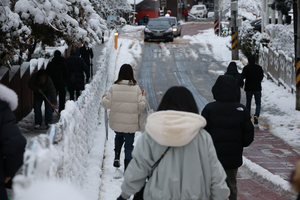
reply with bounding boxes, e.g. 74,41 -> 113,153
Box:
144,19 -> 174,42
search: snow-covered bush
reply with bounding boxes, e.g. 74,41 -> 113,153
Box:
265,24 -> 294,57
223,0 -> 262,21
239,21 -> 270,59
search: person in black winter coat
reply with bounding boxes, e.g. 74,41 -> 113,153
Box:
80,45 -> 93,80
66,47 -> 89,101
28,69 -> 57,128
0,84 -> 26,199
225,62 -> 244,102
242,55 -> 264,124
46,50 -> 69,112
201,75 -> 254,200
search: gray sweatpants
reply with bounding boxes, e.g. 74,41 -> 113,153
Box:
225,168 -> 238,200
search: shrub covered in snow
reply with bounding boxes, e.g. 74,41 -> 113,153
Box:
223,0 -> 262,20
239,21 -> 270,59
265,24 -> 294,57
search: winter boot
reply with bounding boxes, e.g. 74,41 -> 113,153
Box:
124,159 -> 131,171
113,147 -> 122,168
254,116 -> 259,125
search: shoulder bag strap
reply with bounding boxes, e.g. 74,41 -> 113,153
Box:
148,147 -> 171,178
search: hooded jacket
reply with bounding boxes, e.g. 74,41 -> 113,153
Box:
28,73 -> 57,105
102,80 -> 146,133
121,110 -> 230,200
46,56 -> 69,89
0,84 -> 26,184
65,48 -> 89,90
225,63 -> 244,102
202,75 -> 254,170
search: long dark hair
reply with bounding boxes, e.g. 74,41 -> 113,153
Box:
157,86 -> 199,114
114,64 -> 137,85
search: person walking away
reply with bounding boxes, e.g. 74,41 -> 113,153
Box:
0,84 -> 27,199
28,69 -> 57,129
184,9 -> 189,22
80,44 -> 94,80
66,47 -> 89,101
116,86 -> 230,200
202,75 -> 254,200
242,55 -> 264,125
225,61 -> 244,102
291,159 -> 300,200
102,64 -> 146,171
46,50 -> 69,112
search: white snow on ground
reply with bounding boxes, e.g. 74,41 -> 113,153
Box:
14,179 -> 87,200
242,157 -> 294,195
99,31 -> 143,200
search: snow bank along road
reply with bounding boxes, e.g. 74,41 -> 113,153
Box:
99,23 -> 295,200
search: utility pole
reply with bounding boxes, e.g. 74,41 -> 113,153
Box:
133,0 -> 136,25
296,0 -> 300,110
231,1 -> 239,60
214,0 -> 220,35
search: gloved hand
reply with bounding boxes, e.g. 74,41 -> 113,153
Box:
116,195 -> 126,200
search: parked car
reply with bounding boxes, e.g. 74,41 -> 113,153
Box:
144,18 -> 174,42
190,5 -> 208,18
250,18 -> 262,32
250,18 -> 282,33
158,16 -> 182,37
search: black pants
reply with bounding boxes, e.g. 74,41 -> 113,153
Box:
69,89 -> 81,101
0,183 -> 7,199
225,169 -> 238,200
56,86 -> 66,112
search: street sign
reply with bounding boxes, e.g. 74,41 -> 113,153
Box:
231,2 -> 238,11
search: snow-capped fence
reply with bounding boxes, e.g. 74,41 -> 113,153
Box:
14,32 -> 117,199
259,45 -> 296,93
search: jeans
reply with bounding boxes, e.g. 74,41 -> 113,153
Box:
34,95 -> 53,126
225,169 -> 238,200
69,89 -> 81,101
246,91 -> 261,117
115,132 -> 135,160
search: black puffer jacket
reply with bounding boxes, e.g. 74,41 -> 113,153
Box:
0,84 -> 26,184
201,75 -> 254,170
242,63 -> 264,91
225,62 -> 244,102
46,56 -> 69,89
66,48 -> 89,90
80,45 -> 93,77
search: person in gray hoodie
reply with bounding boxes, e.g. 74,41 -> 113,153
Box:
117,86 -> 230,200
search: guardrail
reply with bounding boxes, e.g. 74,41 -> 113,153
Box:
14,31 -> 116,198
259,45 -> 296,93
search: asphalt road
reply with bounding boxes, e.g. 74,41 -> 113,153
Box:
130,22 -> 292,200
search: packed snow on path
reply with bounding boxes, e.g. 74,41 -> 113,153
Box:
99,32 -> 143,200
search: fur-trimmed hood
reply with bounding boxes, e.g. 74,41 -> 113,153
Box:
145,110 -> 207,147
0,84 -> 18,111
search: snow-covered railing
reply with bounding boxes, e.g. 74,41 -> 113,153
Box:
259,45 -> 296,93
14,32 -> 117,198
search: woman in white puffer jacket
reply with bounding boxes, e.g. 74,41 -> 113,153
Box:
102,64 -> 146,170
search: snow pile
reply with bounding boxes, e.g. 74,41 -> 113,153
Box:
14,32 -> 117,199
14,179 -> 87,200
242,157 -> 294,196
